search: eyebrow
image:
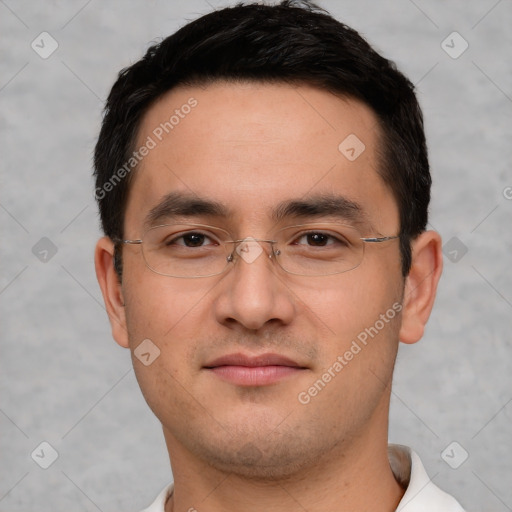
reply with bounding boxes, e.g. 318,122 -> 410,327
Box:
143,191 -> 371,230
144,192 -> 231,228
272,194 -> 370,227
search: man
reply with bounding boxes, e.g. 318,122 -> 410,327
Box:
94,1 -> 465,510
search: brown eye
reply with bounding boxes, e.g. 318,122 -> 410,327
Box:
165,232 -> 215,247
181,233 -> 207,247
294,232 -> 345,247
305,233 -> 329,246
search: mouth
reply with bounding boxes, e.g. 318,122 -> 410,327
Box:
203,352 -> 308,386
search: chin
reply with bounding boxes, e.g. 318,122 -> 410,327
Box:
207,448 -> 314,481
191,428 -> 333,482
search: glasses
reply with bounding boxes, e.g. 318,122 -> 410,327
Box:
116,222 -> 399,278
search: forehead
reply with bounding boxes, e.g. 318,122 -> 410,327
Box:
124,81 -> 398,232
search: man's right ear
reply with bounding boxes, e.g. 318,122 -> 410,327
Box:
94,237 -> 130,348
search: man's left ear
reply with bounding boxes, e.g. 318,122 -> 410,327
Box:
399,230 -> 443,344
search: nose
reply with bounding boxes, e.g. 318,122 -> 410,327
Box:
212,238 -> 296,332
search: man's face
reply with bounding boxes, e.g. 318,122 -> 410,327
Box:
118,82 -> 404,477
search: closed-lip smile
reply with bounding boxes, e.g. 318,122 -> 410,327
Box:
203,352 -> 307,386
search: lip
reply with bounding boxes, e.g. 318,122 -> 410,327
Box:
203,352 -> 307,386
205,352 -> 303,368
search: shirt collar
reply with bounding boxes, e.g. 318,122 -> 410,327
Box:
389,444 -> 465,511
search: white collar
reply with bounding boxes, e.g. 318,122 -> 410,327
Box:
140,445 -> 465,512
390,445 -> 465,511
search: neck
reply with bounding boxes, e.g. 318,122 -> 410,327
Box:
163,410 -> 404,512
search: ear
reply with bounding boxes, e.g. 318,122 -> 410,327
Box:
399,230 -> 443,344
94,237 -> 129,348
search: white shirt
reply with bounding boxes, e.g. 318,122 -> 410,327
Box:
140,445 -> 465,512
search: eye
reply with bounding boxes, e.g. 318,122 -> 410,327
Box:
294,231 -> 347,247
167,232 -> 216,248
298,233 -> 330,247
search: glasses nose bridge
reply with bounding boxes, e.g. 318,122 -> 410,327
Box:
233,236 -> 277,246
227,237 -> 278,266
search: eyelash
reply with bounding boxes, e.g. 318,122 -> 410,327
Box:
166,232 -> 216,246
166,230 -> 347,247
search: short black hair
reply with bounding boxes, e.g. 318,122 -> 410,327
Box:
94,0 -> 430,278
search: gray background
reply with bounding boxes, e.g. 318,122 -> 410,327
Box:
1,0 -> 511,510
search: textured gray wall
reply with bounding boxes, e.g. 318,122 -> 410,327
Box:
1,0 -> 511,510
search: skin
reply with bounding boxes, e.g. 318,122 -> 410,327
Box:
95,81 -> 443,512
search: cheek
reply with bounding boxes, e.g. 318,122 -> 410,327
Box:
123,271 -> 215,339
293,263 -> 400,346
303,275 -> 402,388
122,274 -> 219,395
123,277 -> 214,415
